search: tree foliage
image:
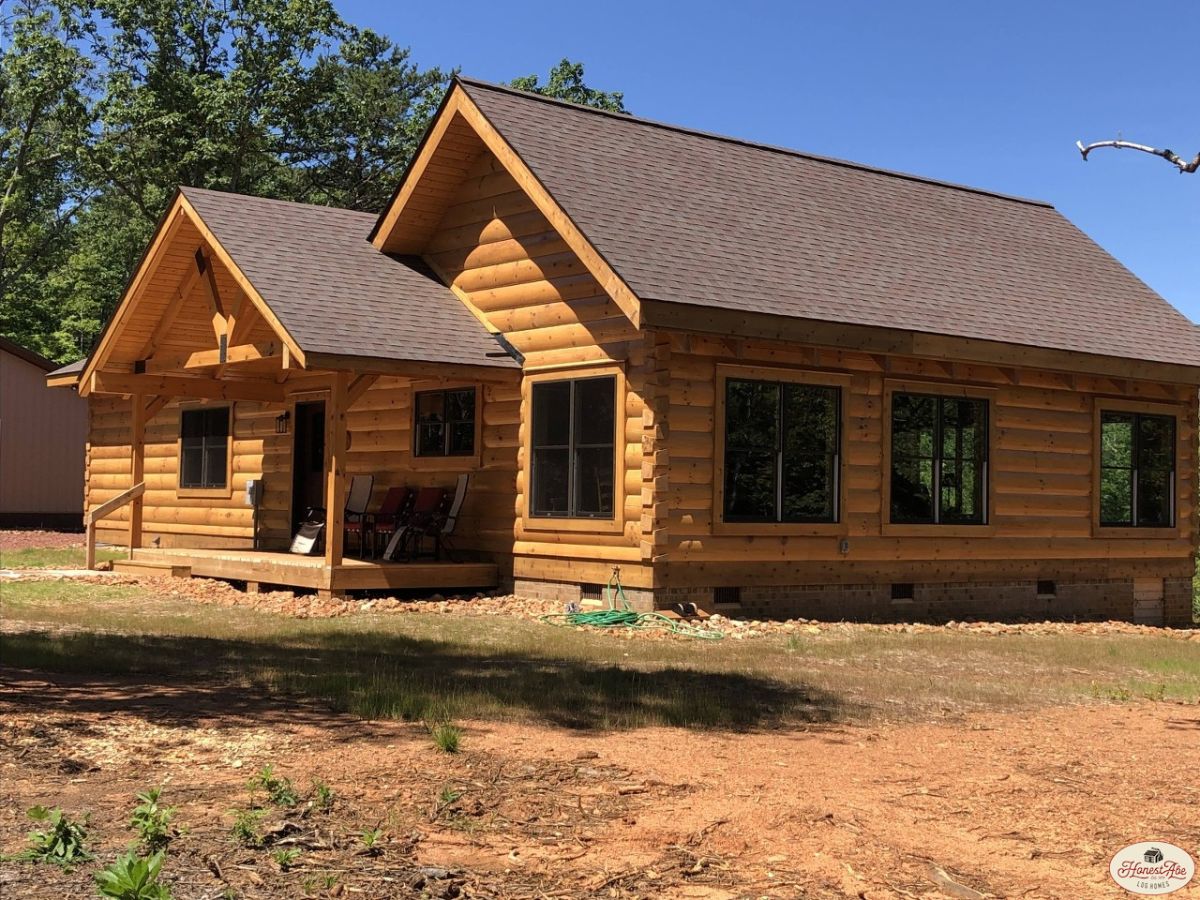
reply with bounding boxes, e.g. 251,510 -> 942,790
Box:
1,0 -> 622,362
509,58 -> 626,113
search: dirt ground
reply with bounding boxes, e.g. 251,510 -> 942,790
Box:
2,670 -> 1197,899
0,530 -> 83,551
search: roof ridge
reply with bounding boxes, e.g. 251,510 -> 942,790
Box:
455,75 -> 1055,209
180,185 -> 376,219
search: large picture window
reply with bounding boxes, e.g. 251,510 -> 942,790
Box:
414,387 -> 476,457
890,393 -> 987,525
722,379 -> 840,523
1100,411 -> 1176,528
530,376 -> 616,518
179,407 -> 230,490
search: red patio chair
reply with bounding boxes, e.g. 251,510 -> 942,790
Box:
381,485 -> 446,561
369,486 -> 415,558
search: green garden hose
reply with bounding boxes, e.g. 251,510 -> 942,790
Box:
540,568 -> 723,640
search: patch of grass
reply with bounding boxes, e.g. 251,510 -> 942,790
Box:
358,828 -> 383,854
0,546 -> 123,569
3,580 -> 1198,729
271,848 -> 301,871
430,722 -> 461,754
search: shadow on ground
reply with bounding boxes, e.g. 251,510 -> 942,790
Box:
0,627 -> 860,732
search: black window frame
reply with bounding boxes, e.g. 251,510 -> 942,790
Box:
721,377 -> 842,524
413,387 -> 477,458
889,392 -> 989,526
1099,410 -> 1176,528
178,406 -> 231,490
530,375 -> 617,520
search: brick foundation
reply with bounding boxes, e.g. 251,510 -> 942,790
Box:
513,576 -> 1197,626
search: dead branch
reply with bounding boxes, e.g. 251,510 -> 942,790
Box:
1076,139 -> 1200,173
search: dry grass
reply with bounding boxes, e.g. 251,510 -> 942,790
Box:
2,580 -> 1198,730
0,547 -> 124,569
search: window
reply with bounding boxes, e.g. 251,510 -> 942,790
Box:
530,375 -> 615,518
414,388 -> 476,457
1100,411 -> 1176,528
722,379 -> 840,523
890,393 -> 988,525
179,407 -> 230,490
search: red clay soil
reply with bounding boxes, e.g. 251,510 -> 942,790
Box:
1,669 -> 1197,899
0,530 -> 82,552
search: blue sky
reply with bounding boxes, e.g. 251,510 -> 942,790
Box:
343,0 -> 1199,325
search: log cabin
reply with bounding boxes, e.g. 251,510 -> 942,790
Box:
48,77 -> 1200,625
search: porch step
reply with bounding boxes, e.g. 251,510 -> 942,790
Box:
112,559 -> 192,579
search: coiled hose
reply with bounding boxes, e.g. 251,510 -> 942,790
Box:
540,568 -> 723,640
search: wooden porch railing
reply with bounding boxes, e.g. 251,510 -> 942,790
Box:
85,482 -> 145,569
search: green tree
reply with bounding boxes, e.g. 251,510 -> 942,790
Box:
0,0 -> 94,358
508,58 -> 626,113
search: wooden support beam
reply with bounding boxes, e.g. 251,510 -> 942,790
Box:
324,372 -> 349,568
129,393 -> 146,551
346,375 -> 379,408
91,372 -> 285,402
138,262 -> 204,361
145,395 -> 170,420
196,249 -> 227,349
144,342 -> 281,373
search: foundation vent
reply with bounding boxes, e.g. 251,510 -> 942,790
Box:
713,586 -> 741,607
579,583 -> 603,603
1037,580 -> 1057,598
891,583 -> 915,602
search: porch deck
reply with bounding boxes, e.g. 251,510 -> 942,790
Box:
127,547 -> 498,595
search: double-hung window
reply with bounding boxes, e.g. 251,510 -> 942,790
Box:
722,378 -> 841,522
890,393 -> 988,525
414,387 -> 476,457
1100,411 -> 1176,528
179,407 -> 230,490
530,375 -> 616,518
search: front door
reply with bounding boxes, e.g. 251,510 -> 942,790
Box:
291,400 -> 326,530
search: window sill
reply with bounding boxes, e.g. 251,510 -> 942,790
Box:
177,486 -> 233,500
881,523 -> 995,538
522,515 -> 625,534
1092,525 -> 1183,540
713,521 -> 845,537
407,455 -> 480,472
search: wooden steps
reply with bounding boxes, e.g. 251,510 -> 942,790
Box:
112,558 -> 192,579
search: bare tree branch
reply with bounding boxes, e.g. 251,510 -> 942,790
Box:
1076,139 -> 1200,174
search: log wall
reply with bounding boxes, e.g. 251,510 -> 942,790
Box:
655,330 -> 1198,593
421,150 -> 650,588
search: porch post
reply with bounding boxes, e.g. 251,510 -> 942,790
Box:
324,372 -> 349,568
128,393 -> 146,552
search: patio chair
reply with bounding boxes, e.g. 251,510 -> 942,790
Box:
368,486 -> 415,558
407,474 -> 470,561
381,485 -> 446,561
342,474 -> 374,557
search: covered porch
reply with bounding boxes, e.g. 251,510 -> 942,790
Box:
58,186 -> 520,598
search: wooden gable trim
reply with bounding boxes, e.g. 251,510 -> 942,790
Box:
176,193 -> 305,369
80,193 -> 307,397
79,196 -> 190,396
372,84 -> 643,330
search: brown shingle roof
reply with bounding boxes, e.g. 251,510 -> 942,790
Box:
458,78 -> 1200,369
180,187 -> 515,370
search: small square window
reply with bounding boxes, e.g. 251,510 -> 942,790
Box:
414,388 -> 476,457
